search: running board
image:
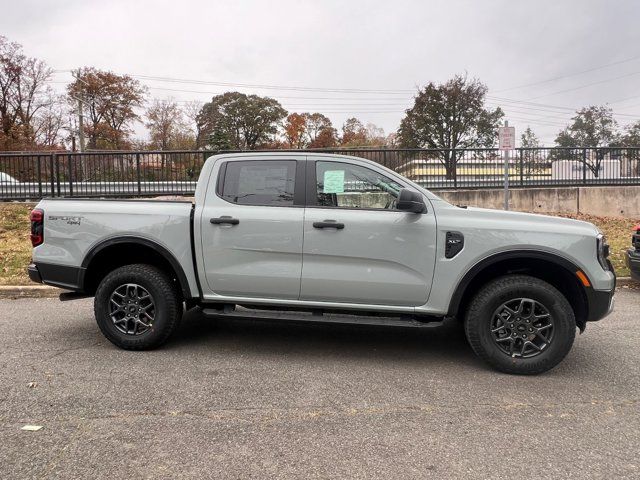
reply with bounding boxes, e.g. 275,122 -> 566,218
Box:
200,307 -> 443,328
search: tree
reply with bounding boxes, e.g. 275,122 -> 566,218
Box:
304,113 -> 333,145
145,99 -> 193,150
0,36 -> 54,150
283,112 -> 337,149
519,126 -> 545,178
67,67 -> 146,149
398,74 -> 503,179
620,121 -> 640,176
208,128 -> 233,151
620,120 -> 640,147
309,126 -> 338,148
555,105 -> 620,177
283,112 -> 307,148
520,126 -> 540,149
196,92 -> 287,150
365,123 -> 386,146
555,106 -> 618,148
32,92 -> 66,149
341,117 -> 368,146
182,100 -> 203,147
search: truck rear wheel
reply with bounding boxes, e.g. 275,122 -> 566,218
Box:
94,264 -> 182,350
464,274 -> 576,375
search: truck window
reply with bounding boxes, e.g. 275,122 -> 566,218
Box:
315,161 -> 402,209
219,160 -> 296,206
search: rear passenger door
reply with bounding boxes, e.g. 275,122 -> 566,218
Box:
200,157 -> 305,300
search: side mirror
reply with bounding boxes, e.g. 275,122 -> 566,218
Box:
396,188 -> 426,213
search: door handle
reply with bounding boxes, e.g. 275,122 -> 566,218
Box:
210,216 -> 239,225
313,220 -> 344,230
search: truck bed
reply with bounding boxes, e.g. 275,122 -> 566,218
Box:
31,198 -> 199,297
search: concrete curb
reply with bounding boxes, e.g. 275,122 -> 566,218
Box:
0,285 -> 64,299
1,278 -> 637,299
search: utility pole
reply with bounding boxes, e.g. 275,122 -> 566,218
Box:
71,71 -> 87,153
504,120 -> 510,210
77,97 -> 85,152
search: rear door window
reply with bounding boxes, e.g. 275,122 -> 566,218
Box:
219,160 -> 296,206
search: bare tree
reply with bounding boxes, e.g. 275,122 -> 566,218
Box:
146,99 -> 182,150
33,92 -> 66,149
0,35 -> 53,150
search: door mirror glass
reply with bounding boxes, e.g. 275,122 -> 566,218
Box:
396,189 -> 426,213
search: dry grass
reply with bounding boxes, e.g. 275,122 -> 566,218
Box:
0,203 -> 637,285
0,202 -> 35,285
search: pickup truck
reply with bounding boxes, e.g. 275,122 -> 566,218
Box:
28,152 -> 616,374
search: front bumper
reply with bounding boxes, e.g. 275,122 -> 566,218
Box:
586,287 -> 615,322
625,249 -> 640,282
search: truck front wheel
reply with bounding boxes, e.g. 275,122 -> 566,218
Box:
464,274 -> 576,375
94,264 -> 182,350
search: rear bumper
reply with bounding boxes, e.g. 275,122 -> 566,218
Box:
28,263 -> 42,283
625,249 -> 640,282
27,262 -> 85,291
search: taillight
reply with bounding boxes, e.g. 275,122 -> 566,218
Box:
30,208 -> 44,247
633,225 -> 640,251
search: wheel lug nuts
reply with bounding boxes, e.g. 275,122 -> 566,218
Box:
522,334 -> 526,338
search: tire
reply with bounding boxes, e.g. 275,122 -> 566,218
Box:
94,264 -> 182,350
464,274 -> 576,375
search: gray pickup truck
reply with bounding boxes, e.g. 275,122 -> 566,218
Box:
28,152 -> 615,374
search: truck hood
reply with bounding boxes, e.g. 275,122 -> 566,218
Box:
432,200 -> 600,237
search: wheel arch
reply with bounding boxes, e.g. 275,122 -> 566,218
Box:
81,236 -> 192,300
448,250 -> 590,330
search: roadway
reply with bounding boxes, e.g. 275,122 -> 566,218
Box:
0,289 -> 638,478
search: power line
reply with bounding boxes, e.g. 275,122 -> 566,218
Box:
124,73 -> 415,95
528,70 -> 640,100
495,54 -> 640,93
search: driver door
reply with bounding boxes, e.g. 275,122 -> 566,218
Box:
300,158 -> 437,306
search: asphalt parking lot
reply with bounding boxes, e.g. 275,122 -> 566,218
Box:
1,289 -> 638,479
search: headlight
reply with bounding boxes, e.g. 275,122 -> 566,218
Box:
596,233 -> 610,271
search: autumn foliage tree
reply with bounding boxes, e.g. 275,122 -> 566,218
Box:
283,113 -> 307,148
68,67 -> 146,150
283,112 -> 338,148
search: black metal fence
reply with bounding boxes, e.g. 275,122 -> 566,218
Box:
1,147 -> 639,200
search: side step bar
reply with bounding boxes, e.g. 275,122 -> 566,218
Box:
59,291 -> 92,302
201,306 -> 443,328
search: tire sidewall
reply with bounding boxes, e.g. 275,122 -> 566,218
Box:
94,265 -> 177,349
468,277 -> 575,374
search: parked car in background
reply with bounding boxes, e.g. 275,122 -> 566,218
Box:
27,153 -> 615,374
626,225 -> 640,281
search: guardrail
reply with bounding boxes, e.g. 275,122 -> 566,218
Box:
1,147 -> 639,200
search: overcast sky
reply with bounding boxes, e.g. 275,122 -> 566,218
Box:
2,0 -> 640,145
